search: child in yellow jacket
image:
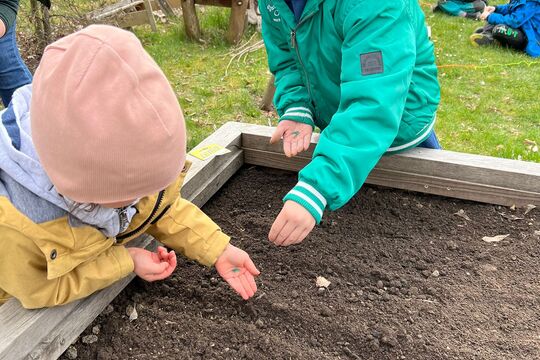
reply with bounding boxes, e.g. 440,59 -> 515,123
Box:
0,25 -> 259,309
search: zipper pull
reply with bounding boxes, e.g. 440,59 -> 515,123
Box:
291,30 -> 297,49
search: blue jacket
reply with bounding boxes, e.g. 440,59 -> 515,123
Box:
488,0 -> 540,57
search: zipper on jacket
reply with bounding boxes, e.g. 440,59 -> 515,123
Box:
290,11 -> 318,104
116,190 -> 165,241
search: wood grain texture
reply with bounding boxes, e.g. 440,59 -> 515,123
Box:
239,124 -> 540,207
155,0 -> 175,16
142,0 -> 158,31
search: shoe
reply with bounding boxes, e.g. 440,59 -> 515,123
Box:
470,33 -> 495,46
474,26 -> 486,34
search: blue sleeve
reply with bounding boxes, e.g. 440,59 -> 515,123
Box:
495,4 -> 510,15
488,3 -> 535,28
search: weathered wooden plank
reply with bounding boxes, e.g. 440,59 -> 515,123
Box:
187,150 -> 244,207
0,235 -> 154,360
243,148 -> 540,207
195,0 -> 231,7
155,0 -> 175,16
182,121 -> 245,200
143,0 -> 158,31
87,0 -> 144,21
111,10 -> 150,28
239,125 -> 540,207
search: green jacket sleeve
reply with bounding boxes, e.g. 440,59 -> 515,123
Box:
259,1 -> 315,126
283,0 -> 417,223
0,0 -> 18,33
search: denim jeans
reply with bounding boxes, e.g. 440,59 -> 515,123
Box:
417,130 -> 442,149
0,21 -> 32,107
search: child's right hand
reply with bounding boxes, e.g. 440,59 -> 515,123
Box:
215,244 -> 260,300
270,120 -> 313,158
127,246 -> 177,282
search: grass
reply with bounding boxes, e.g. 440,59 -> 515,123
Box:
133,16 -> 272,149
17,1 -> 540,160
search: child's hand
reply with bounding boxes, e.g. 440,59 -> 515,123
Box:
127,246 -> 177,282
215,244 -> 260,300
480,6 -> 495,20
270,120 -> 313,158
269,200 -> 316,246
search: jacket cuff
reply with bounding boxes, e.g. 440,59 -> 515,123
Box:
111,246 -> 135,277
283,181 -> 327,224
198,232 -> 231,267
0,4 -> 16,32
279,106 -> 315,128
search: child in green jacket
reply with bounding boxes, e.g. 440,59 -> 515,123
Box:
260,0 -> 441,246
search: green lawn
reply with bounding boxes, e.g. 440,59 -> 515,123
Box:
18,1 -> 540,160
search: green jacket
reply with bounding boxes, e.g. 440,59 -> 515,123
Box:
260,0 -> 440,223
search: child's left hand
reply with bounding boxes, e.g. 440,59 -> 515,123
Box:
215,244 -> 260,300
480,6 -> 495,20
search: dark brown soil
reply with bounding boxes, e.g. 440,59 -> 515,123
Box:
67,166 -> 540,360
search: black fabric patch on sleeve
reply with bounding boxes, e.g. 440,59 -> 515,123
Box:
360,51 -> 384,76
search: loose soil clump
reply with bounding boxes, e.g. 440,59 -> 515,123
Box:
68,167 -> 540,360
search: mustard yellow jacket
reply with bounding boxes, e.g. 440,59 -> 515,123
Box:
0,162 -> 230,309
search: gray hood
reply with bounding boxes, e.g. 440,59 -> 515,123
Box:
0,85 -> 136,237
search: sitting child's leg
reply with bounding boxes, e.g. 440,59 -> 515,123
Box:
435,0 -> 486,18
492,24 -> 527,51
470,24 -> 497,46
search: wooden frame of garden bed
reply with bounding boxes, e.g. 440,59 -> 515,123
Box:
1,121 -> 538,360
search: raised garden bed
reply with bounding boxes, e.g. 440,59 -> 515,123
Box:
70,165 -> 540,360
1,122 -> 539,360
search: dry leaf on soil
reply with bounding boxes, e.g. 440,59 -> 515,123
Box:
127,304 -> 138,321
524,204 -> 536,215
499,212 -> 524,221
316,276 -> 331,288
454,209 -> 471,221
482,234 -> 509,243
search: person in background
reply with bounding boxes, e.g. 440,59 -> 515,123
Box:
0,0 -> 33,106
434,0 -> 488,19
470,0 -> 540,57
0,25 -> 260,308
259,0 -> 441,246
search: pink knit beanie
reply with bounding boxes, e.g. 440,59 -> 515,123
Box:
31,25 -> 186,204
